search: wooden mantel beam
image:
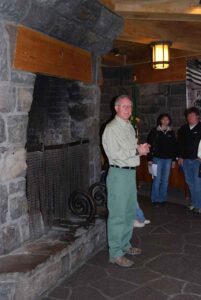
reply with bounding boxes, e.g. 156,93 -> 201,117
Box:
13,26 -> 92,84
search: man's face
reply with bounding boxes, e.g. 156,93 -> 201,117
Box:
115,98 -> 132,121
187,112 -> 199,126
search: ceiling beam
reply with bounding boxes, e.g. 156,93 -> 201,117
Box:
113,0 -> 201,22
119,19 -> 201,52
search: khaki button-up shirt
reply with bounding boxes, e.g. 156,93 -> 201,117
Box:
102,115 -> 140,167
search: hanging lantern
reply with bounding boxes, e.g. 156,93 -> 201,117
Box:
150,41 -> 172,69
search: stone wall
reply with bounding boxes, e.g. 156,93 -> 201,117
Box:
0,21 -> 36,254
138,81 -> 186,142
0,1 -> 122,254
100,66 -> 186,143
100,66 -> 134,128
0,0 -> 123,55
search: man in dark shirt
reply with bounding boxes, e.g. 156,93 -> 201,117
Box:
178,107 -> 201,213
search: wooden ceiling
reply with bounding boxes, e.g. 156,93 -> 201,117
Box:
101,0 -> 201,66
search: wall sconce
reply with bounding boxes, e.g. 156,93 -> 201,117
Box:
150,41 -> 172,69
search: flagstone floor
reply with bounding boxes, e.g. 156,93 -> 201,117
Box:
41,197 -> 201,300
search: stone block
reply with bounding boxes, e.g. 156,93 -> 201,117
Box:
19,215 -> 30,243
94,7 -> 113,36
0,115 -> 6,143
106,14 -> 124,39
11,70 -> 36,85
74,1 -> 101,29
17,87 -> 34,112
22,3 -> 55,34
68,103 -> 88,121
4,21 -> 17,65
9,195 -> 28,220
0,23 -> 9,81
170,82 -> 186,95
0,184 -> 8,225
55,0 -> 82,19
9,179 -> 26,194
7,115 -> 28,144
0,148 -> 26,182
139,83 -> 159,97
0,0 -> 30,22
0,85 -> 16,113
2,224 -> 21,253
0,282 -> 15,300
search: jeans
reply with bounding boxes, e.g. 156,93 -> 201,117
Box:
136,206 -> 145,222
183,159 -> 201,208
151,157 -> 172,203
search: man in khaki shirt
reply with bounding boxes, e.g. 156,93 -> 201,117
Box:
102,95 -> 149,267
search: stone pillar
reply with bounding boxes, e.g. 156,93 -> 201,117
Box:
0,21 -> 36,254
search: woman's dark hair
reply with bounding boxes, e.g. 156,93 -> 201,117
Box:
157,113 -> 172,126
184,107 -> 200,118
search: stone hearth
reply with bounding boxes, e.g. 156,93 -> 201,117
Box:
0,219 -> 106,300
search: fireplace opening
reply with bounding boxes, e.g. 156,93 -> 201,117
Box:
26,75 -> 102,239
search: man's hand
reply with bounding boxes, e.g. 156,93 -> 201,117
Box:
137,143 -> 150,156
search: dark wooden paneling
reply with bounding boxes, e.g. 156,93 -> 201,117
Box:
134,57 -> 186,84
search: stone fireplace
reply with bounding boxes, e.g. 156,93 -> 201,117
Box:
0,1 -> 122,298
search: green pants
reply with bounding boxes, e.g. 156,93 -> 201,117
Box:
106,167 -> 137,259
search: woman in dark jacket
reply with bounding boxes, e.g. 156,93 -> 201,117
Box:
147,113 -> 177,206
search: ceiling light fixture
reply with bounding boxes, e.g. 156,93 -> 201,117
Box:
150,41 -> 172,70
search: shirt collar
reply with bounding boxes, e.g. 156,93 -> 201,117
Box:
115,115 -> 130,127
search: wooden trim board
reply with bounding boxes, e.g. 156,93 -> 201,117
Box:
13,26 -> 92,83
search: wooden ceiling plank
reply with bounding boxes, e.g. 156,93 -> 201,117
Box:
118,19 -> 201,52
113,0 -> 200,14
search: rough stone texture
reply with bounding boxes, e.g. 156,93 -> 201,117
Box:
0,85 -> 16,113
0,22 -> 9,81
0,148 -> 26,182
0,115 -> 6,143
100,67 -> 186,143
40,198 -> 201,300
100,66 -> 135,128
138,82 -> 186,142
0,219 -> 106,300
0,185 -> 8,225
17,87 -> 34,112
11,71 -> 36,86
2,224 -> 21,253
0,0 -> 123,55
7,115 -> 28,144
9,179 -> 25,194
27,75 -> 101,185
0,282 -> 15,300
9,195 -> 28,220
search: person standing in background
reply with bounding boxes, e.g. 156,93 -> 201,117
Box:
147,113 -> 177,206
102,95 -> 150,267
178,107 -> 201,214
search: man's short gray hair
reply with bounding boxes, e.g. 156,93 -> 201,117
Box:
114,95 -> 133,106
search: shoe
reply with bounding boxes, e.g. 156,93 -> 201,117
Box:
124,247 -> 142,256
152,202 -> 160,207
187,205 -> 194,211
144,219 -> 151,225
110,256 -> 134,267
194,208 -> 201,214
160,202 -> 166,206
133,220 -> 145,228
